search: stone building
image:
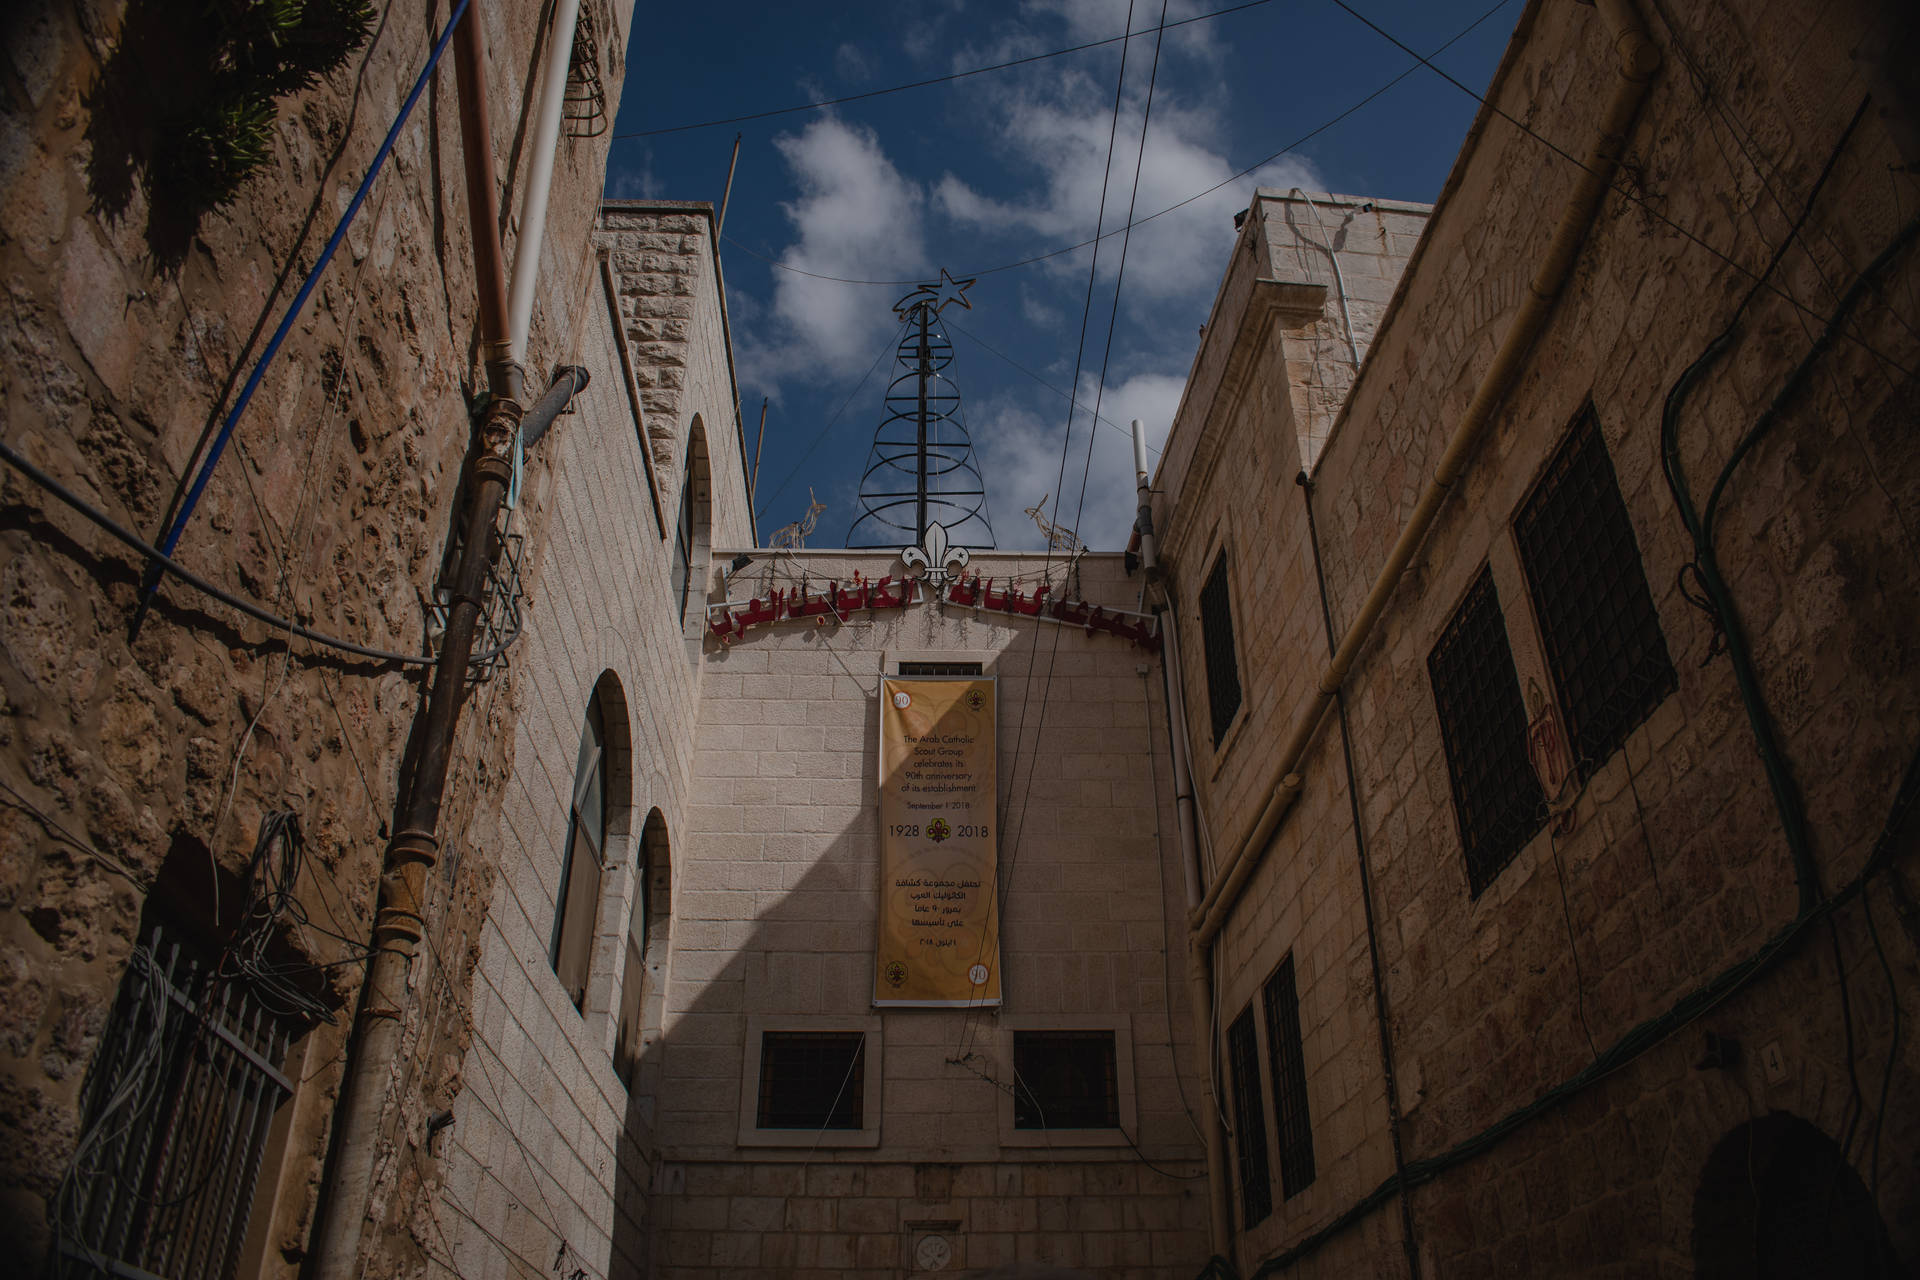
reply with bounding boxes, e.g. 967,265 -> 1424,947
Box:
4,0 -> 1919,1279
1150,0 -> 1920,1277
0,0 -> 651,1275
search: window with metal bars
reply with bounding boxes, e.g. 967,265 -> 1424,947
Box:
898,661 -> 984,676
57,923 -> 297,1280
1429,568 -> 1547,896
1262,954 -> 1316,1199
1514,407 -> 1676,774
756,1031 -> 866,1129
1199,552 -> 1242,745
1226,1006 -> 1272,1228
1011,1030 -> 1119,1129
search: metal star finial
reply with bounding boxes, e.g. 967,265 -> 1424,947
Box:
893,267 -> 977,319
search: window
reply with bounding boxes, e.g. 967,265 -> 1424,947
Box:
756,1031 -> 866,1128
63,833 -> 312,1280
739,1016 -> 883,1147
614,810 -> 670,1093
898,660 -> 984,676
1012,1030 -> 1119,1129
1226,1006 -> 1272,1227
1429,568 -> 1546,896
1262,954 -> 1316,1199
1514,407 -> 1676,773
551,690 -> 608,1009
1199,551 -> 1242,745
669,459 -> 695,623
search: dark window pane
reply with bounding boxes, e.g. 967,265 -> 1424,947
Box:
1012,1030 -> 1120,1129
757,1032 -> 865,1129
1514,407 -> 1676,772
552,690 -> 608,1007
1199,553 -> 1242,745
671,466 -> 695,621
1428,568 -> 1547,896
1262,954 -> 1316,1199
1227,1007 -> 1272,1227
897,661 -> 984,676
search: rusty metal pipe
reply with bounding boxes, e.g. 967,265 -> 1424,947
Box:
310,3 -> 535,1272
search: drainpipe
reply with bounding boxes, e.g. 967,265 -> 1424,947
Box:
1190,0 -> 1660,951
1133,419 -> 1232,1257
506,0 -> 583,364
309,5 -> 539,1274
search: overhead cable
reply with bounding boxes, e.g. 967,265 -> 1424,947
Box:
612,0 -> 1276,140
719,0 -> 1518,288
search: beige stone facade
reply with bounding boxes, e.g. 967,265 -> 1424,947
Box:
6,0 -> 1920,1278
1153,0 -> 1920,1276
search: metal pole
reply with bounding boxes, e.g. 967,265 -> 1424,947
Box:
716,131 -> 743,236
750,397 -> 769,507
914,302 -> 930,540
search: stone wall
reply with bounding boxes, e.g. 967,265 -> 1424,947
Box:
439,200 -> 754,1280
0,0 -> 634,1274
1151,0 -> 1920,1276
653,549 -> 1210,1278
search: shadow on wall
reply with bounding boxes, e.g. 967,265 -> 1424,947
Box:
596,629 -> 1208,1279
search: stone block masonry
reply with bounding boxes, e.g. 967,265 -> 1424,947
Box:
648,549 -> 1210,1276
0,1 -> 638,1275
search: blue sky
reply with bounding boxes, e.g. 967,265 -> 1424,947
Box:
607,0 -> 1520,551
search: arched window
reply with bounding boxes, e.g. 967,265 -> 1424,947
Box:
551,676 -> 627,1010
666,416 -> 710,632
614,810 -> 671,1093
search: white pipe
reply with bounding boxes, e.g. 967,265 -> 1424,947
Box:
506,0 -> 583,364
1131,416 -> 1151,486
1295,189 -> 1361,372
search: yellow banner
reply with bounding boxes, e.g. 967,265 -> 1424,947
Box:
874,677 -> 1001,1007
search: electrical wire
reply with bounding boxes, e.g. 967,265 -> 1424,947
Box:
1326,0 -> 1918,383
611,0 -> 1277,140
0,437 -> 520,668
717,0 -> 1518,290
959,0 -> 1140,1065
944,314 -> 1159,457
754,310 -> 912,519
148,0 -> 473,571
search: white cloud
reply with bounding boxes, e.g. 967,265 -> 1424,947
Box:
606,148 -> 664,200
934,77 -> 1318,308
974,369 -> 1182,552
735,118 -> 929,392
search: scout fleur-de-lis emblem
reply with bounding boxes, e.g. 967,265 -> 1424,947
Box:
902,520 -> 970,590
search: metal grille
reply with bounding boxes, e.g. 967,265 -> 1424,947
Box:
756,1032 -> 865,1129
427,511 -> 526,681
56,924 -> 294,1280
1429,568 -> 1546,896
898,662 -> 984,676
561,1 -> 609,138
1515,408 -> 1676,774
1199,553 -> 1242,745
1011,1030 -> 1118,1129
1226,1007 -> 1272,1228
1262,954 -> 1316,1200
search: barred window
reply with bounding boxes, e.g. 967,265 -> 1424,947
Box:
757,1031 -> 866,1129
898,661 -> 984,676
1199,552 -> 1243,745
1263,954 -> 1316,1199
1514,407 -> 1676,773
1226,1006 -> 1272,1228
61,922 -> 299,1280
1012,1030 -> 1119,1129
1429,568 -> 1546,896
